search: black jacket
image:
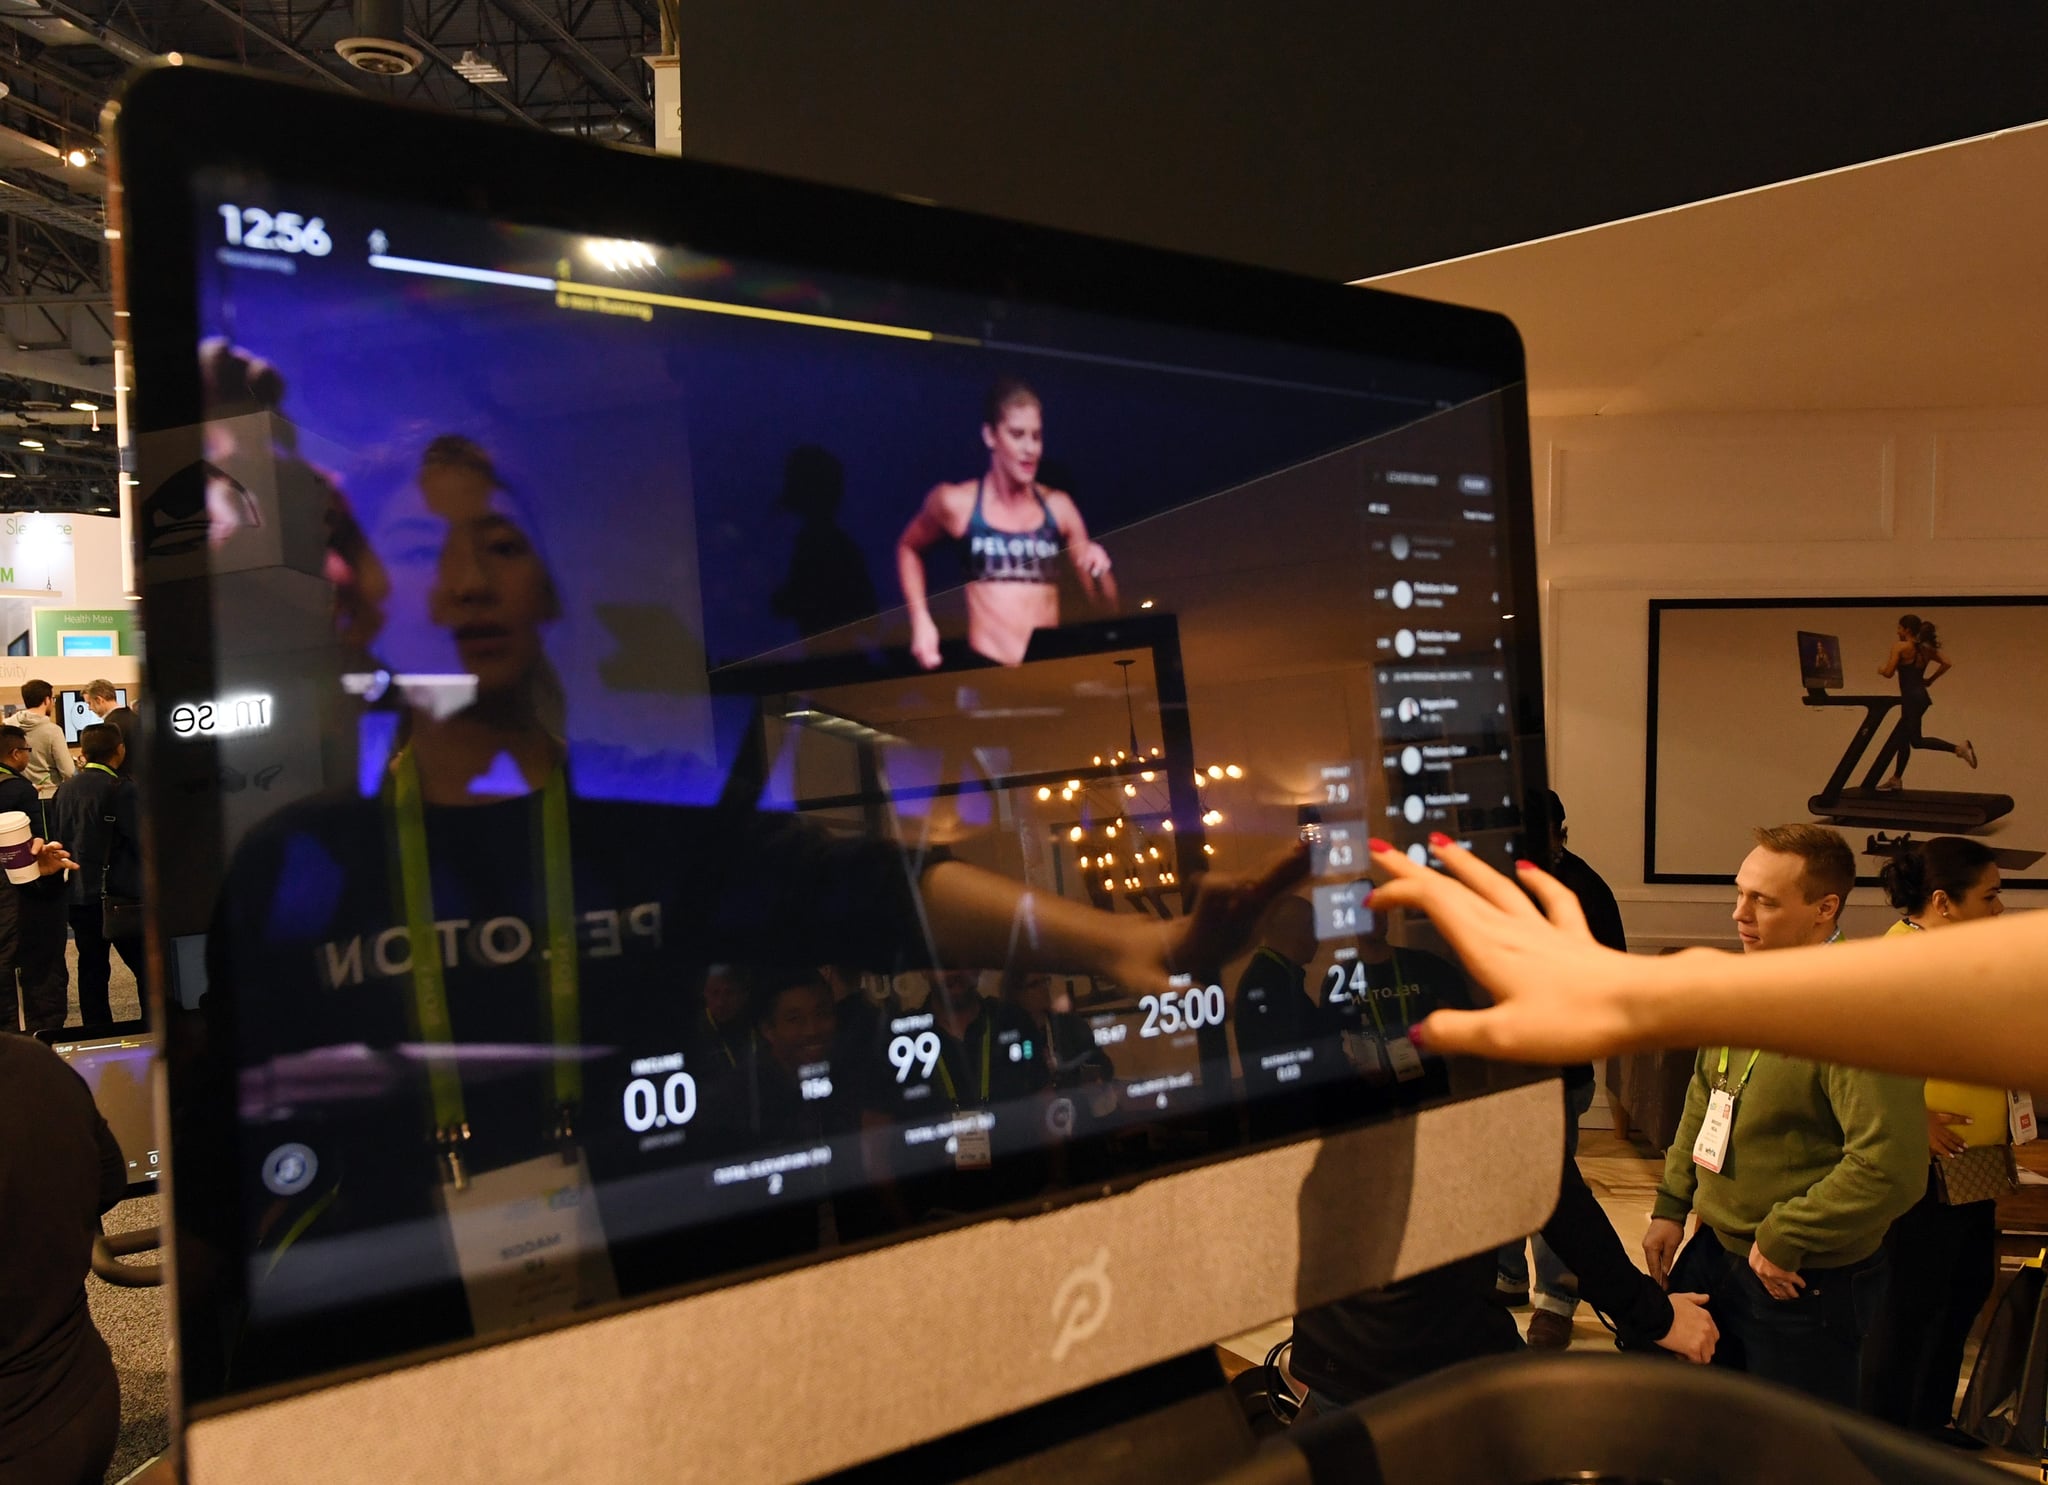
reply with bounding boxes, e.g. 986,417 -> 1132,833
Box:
0,1037 -> 125,1458
0,764 -> 61,901
1291,1160 -> 1675,1404
49,764 -> 123,909
1553,848 -> 1627,1089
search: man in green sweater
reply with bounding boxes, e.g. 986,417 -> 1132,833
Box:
1647,824 -> 1924,1410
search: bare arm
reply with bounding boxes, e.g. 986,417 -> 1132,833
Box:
1922,647 -> 1951,685
1877,641 -> 1904,679
917,846 -> 1308,997
1369,836 -> 2048,1089
896,487 -> 955,668
1049,492 -> 1118,610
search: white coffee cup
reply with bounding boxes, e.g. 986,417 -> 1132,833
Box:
0,809 -> 38,885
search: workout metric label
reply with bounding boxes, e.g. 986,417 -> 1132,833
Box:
1310,820 -> 1369,878
1313,881 -> 1372,941
1315,760 -> 1364,809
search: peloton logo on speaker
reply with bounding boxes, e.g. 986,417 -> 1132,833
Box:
1050,1247 -> 1112,1361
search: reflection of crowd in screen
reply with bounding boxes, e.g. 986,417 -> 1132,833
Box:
896,379 -> 1120,669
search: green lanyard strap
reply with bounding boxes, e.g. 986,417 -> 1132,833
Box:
1715,1047 -> 1762,1098
391,749 -> 581,1176
934,1016 -> 993,1106
1362,951 -> 1417,1038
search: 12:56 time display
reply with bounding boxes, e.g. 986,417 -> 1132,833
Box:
218,204 -> 333,256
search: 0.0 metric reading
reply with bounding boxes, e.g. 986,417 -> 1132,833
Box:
1139,983 -> 1226,1037
889,1031 -> 942,1083
623,1071 -> 697,1132
217,205 -> 333,256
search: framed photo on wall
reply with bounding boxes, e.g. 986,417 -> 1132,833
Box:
1646,596 -> 2048,887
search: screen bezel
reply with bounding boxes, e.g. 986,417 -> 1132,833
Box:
111,59 -> 1551,1469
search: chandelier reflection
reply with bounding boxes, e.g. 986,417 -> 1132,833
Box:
1043,658 -> 1239,915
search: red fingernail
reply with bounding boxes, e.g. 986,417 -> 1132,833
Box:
1408,1022 -> 1428,1051
1369,837 -> 1393,853
1428,831 -> 1452,848
1514,859 -> 1535,872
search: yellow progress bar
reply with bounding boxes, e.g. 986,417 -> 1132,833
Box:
553,278 -> 941,342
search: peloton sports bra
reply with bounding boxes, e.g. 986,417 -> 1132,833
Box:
963,477 -> 1063,584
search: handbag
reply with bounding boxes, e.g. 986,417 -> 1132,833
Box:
1931,1143 -> 2017,1205
101,894 -> 143,940
1957,1255 -> 2048,1454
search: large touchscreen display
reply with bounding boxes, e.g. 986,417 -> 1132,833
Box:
157,172 -> 1537,1401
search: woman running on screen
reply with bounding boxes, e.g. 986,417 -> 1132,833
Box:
896,378 -> 1118,668
1874,613 -> 1976,790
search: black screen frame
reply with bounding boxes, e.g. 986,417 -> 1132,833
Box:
111,59 -> 1549,1420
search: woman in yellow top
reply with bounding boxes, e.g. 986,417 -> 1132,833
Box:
1858,836 -> 2007,1443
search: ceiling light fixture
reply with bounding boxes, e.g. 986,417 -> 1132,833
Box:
453,49 -> 508,84
64,147 -> 90,168
68,401 -> 97,412
18,438 -> 41,450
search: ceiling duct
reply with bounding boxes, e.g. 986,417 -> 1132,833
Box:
335,0 -> 421,75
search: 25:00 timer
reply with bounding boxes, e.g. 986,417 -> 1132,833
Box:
1138,983 -> 1226,1037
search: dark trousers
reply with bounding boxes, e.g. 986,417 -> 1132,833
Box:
1858,1178 -> 1997,1430
1669,1227 -> 1889,1412
67,904 -> 138,1028
1876,700 -> 1955,779
0,882 -> 71,1032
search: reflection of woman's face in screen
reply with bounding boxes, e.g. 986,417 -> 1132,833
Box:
423,460 -> 557,699
981,399 -> 1043,487
372,444 -> 558,702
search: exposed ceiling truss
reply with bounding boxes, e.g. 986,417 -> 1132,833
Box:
0,0 -> 675,511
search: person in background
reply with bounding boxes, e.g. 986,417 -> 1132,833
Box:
1004,970 -> 1118,1179
697,971 -> 865,1262
863,970 -> 1051,1221
1232,894 -> 1323,1140
692,964 -> 758,1076
0,725 -> 68,1033
15,679 -> 74,797
82,681 -> 137,779
1860,835 -> 2024,1446
1495,790 -> 1628,1346
1290,1156 -> 1720,1409
49,724 -> 136,1027
0,1034 -> 126,1484
1645,825 -> 1924,1411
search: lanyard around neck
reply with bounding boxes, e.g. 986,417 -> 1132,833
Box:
85,762 -> 119,779
935,1013 -> 993,1105
390,747 -> 581,1150
1361,951 -> 1416,1037
1715,1046 -> 1762,1097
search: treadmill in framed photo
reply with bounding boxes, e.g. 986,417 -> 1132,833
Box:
111,61 -> 1558,1484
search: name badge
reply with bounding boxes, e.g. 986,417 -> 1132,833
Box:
1341,1028 -> 1387,1082
438,1148 -> 619,1335
1385,1035 -> 1425,1082
1693,1088 -> 1737,1173
2012,1090 -> 2038,1146
953,1126 -> 993,1170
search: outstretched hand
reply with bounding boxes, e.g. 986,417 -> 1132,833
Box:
1365,833 -> 1651,1066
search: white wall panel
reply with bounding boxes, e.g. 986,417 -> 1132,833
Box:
1550,431 -> 1895,544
